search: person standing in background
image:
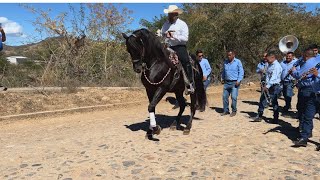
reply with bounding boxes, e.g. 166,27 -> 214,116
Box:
0,23 -> 6,51
196,49 -> 212,91
220,50 -> 244,117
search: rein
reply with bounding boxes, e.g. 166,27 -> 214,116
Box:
130,33 -> 171,86
143,67 -> 172,85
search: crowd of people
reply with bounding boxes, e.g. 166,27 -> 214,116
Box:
161,4 -> 320,150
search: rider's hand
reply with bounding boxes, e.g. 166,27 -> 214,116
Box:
310,67 -> 319,77
203,76 -> 207,81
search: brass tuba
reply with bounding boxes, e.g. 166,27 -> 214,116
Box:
279,35 -> 299,53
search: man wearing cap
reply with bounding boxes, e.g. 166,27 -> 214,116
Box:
253,51 -> 282,123
161,5 -> 194,94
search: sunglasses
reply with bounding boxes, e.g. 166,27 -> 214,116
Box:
198,55 -> 203,57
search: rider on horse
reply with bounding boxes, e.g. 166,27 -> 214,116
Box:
160,5 -> 194,94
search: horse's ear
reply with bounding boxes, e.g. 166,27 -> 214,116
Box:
122,33 -> 129,40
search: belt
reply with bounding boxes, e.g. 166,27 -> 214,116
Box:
225,80 -> 237,82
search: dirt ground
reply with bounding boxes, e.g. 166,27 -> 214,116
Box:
1,83 -> 320,179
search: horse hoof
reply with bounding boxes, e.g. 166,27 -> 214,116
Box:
183,129 -> 190,135
145,133 -> 153,140
153,125 -> 162,135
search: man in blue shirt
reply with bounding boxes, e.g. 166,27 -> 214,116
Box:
256,52 -> 268,108
280,52 -> 298,113
0,24 -> 6,51
221,50 -> 244,117
253,51 -> 282,124
290,47 -> 319,147
310,44 -> 320,119
309,60 -> 320,150
196,49 -> 212,91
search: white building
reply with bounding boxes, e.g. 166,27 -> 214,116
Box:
6,56 -> 28,64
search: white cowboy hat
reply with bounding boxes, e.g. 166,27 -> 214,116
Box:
164,5 -> 183,14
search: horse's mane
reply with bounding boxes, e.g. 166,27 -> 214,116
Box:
131,28 -> 167,59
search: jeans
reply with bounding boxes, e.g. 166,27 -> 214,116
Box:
203,75 -> 211,91
282,81 -> 294,110
260,86 -> 268,108
223,81 -> 239,113
297,87 -> 318,139
258,84 -> 281,120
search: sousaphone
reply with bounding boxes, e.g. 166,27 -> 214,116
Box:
279,35 -> 299,53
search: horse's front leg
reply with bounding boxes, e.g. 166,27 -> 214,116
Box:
184,93 -> 196,135
146,86 -> 167,139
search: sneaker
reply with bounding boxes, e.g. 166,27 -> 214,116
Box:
230,112 -> 237,117
220,112 -> 230,116
252,115 -> 262,122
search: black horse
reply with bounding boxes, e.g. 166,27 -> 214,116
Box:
122,28 -> 206,139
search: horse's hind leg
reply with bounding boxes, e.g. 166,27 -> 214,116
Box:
184,93 -> 196,135
170,91 -> 186,131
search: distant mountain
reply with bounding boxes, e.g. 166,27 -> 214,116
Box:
3,37 -> 62,57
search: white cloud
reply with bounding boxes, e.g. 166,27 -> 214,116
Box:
0,17 -> 26,37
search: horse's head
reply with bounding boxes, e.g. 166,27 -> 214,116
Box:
122,30 -> 149,73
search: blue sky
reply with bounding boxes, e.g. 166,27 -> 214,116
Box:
0,3 -> 319,46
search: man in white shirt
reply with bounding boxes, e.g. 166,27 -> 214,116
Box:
161,5 -> 194,94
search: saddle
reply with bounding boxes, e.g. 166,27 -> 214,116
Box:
166,47 -> 198,92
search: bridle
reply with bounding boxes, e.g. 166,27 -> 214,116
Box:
129,34 -> 145,67
127,32 -> 172,85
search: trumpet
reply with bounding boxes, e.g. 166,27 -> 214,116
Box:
292,62 -> 320,88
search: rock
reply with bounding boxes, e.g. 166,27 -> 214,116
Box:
149,178 -> 161,180
131,169 -> 142,174
32,164 -> 41,167
203,171 -> 211,176
285,176 -> 297,180
191,171 -> 198,176
122,161 -> 135,167
294,170 -> 302,174
168,167 -> 179,172
20,164 -> 28,168
101,96 -> 111,101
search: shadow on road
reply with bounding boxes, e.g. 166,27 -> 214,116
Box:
125,114 -> 190,133
242,100 -> 259,106
210,106 -> 224,113
263,119 -> 299,141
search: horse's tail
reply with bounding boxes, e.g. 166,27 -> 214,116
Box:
193,61 -> 207,111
